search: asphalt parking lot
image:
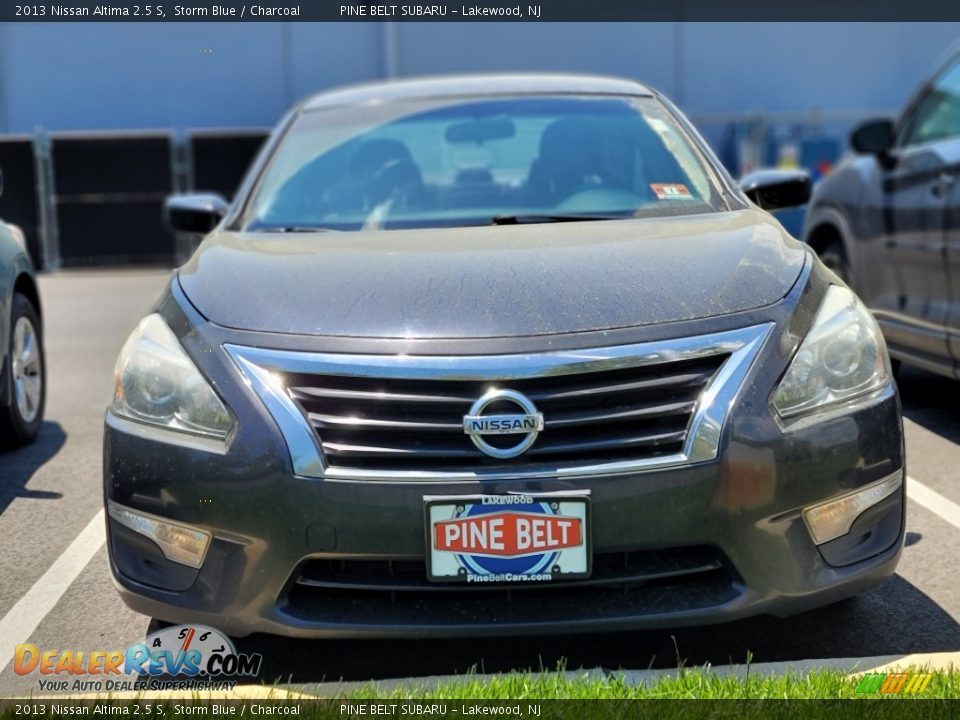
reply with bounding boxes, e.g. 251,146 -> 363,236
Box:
0,269 -> 959,695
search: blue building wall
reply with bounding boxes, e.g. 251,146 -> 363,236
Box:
1,22 -> 960,134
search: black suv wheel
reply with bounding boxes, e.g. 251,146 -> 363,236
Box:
819,242 -> 852,285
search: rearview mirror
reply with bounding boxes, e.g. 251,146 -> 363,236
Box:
739,169 -> 812,211
850,118 -> 895,156
445,117 -> 516,144
165,194 -> 228,235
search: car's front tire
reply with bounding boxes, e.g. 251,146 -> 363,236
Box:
0,293 -> 46,449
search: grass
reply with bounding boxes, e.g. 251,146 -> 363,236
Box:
341,665 -> 960,700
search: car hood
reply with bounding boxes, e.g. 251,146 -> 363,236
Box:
177,209 -> 806,339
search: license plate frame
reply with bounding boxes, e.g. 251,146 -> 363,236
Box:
423,492 -> 591,584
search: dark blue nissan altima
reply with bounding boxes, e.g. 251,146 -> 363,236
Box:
103,74 -> 905,638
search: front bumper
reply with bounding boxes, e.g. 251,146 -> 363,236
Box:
103,263 -> 906,638
104,387 -> 904,639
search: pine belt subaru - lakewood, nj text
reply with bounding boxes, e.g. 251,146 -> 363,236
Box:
103,74 -> 905,638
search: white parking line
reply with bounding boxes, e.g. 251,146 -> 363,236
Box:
907,476 -> 960,530
0,510 -> 105,675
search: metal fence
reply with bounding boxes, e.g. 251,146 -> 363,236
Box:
0,136 -> 41,266
0,129 -> 268,270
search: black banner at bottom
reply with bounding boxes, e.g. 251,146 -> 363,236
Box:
0,699 -> 956,720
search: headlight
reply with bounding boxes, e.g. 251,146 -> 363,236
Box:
773,285 -> 891,417
112,314 -> 234,438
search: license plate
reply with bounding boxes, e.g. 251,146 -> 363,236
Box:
424,493 -> 591,583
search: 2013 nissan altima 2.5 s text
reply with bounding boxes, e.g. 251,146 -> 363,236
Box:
103,74 -> 905,638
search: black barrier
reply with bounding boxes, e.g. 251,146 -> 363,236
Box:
0,137 -> 42,267
51,133 -> 175,266
190,129 -> 269,200
55,201 -> 177,267
0,129 -> 270,268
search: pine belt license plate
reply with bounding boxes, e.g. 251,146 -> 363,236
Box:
424,493 -> 591,583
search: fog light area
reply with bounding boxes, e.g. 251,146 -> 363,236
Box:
803,471 -> 904,545
107,500 -> 211,568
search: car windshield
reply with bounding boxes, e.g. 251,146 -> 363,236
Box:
244,94 -> 727,232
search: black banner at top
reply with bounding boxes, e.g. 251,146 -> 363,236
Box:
4,0 -> 960,22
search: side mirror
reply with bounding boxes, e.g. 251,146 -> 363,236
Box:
850,118 -> 895,156
165,194 -> 228,235
739,169 -> 812,211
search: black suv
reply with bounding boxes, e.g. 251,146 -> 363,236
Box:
804,49 -> 960,379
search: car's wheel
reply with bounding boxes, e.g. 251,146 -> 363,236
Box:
0,293 -> 45,449
819,242 -> 852,285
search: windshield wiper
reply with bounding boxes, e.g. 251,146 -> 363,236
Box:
252,226 -> 339,233
490,213 -> 627,225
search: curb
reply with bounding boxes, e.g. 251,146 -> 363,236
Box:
279,652 -> 960,696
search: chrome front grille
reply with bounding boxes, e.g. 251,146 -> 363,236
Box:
285,355 -> 725,472
226,323 -> 772,481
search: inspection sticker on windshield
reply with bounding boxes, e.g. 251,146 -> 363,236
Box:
424,493 -> 590,583
651,183 -> 693,200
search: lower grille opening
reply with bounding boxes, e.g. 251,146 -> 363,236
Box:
280,546 -> 742,626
